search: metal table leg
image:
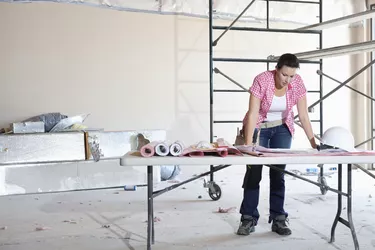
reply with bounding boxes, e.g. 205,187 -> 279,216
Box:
329,164 -> 359,250
147,165 -> 154,250
347,164 -> 359,250
330,163 -> 342,243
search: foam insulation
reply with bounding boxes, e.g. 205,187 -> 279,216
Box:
1,0 -> 355,25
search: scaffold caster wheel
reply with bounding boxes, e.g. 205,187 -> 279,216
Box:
318,176 -> 328,195
208,183 -> 222,201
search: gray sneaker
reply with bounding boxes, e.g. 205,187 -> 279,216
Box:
271,215 -> 291,236
237,216 -> 256,235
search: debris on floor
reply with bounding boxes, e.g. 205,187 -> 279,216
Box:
0,226 -> 7,230
167,180 -> 180,183
289,166 -> 338,177
63,220 -> 77,224
35,226 -> 50,231
144,217 -> 161,223
154,217 -> 161,222
102,224 -> 110,228
216,207 -> 236,213
124,185 -> 137,191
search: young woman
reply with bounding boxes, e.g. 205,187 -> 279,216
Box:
237,53 -> 317,236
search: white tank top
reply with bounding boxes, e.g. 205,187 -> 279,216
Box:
265,94 -> 287,122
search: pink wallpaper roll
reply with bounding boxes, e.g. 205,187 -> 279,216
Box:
140,141 -> 159,157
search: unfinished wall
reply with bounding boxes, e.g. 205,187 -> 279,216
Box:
0,3 -> 176,132
0,0 -> 366,149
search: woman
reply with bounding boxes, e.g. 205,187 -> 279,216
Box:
237,53 -> 317,236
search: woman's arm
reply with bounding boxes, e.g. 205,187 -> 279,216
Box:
245,93 -> 261,145
296,96 -> 317,148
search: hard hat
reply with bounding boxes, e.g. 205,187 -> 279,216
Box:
320,126 -> 356,152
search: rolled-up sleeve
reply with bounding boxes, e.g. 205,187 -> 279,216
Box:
249,77 -> 263,99
294,75 -> 307,102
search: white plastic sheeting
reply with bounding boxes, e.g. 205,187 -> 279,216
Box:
0,0 -> 354,25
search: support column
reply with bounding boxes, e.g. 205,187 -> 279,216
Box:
350,1 -> 371,157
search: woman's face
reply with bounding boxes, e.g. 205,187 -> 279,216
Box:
275,66 -> 297,89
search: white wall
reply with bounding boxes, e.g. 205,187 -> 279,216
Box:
0,3 -> 176,132
0,1 -> 369,150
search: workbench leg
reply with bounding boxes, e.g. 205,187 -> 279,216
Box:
330,164 -> 342,243
147,165 -> 154,250
347,164 -> 359,250
329,164 -> 359,250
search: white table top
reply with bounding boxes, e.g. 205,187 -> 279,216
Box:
120,153 -> 375,166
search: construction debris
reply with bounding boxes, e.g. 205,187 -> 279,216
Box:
63,220 -> 77,224
35,226 -> 50,231
217,207 -> 236,213
144,217 -> 161,223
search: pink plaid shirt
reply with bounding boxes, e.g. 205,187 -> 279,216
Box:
242,70 -> 306,136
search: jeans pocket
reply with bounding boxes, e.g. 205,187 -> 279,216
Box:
281,124 -> 292,137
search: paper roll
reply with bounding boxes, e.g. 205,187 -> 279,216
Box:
216,149 -> 228,157
155,141 -> 170,156
188,151 -> 204,156
140,141 -> 158,157
169,141 -> 185,156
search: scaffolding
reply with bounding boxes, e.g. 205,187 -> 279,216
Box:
208,0 -> 375,184
208,0 -> 323,184
206,3 -> 375,249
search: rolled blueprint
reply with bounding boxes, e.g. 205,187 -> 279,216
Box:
187,150 -> 204,156
155,141 -> 170,156
169,141 -> 185,156
181,146 -> 204,156
140,141 -> 158,157
216,148 -> 229,157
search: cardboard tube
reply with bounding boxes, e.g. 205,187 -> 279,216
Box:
169,141 -> 184,156
217,149 -> 229,157
140,142 -> 158,157
155,141 -> 170,156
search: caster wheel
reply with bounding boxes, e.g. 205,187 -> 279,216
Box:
318,176 -> 328,195
208,183 -> 222,201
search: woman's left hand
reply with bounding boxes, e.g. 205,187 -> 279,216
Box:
309,138 -> 318,149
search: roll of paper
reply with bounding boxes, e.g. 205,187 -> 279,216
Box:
140,141 -> 158,157
182,146 -> 204,157
216,148 -> 229,157
155,141 -> 170,156
169,141 -> 185,156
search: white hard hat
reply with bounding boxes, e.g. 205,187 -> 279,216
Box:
321,126 -> 356,152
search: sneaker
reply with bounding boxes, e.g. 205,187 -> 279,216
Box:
237,216 -> 256,235
271,215 -> 292,236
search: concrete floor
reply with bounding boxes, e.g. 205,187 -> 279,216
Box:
1,164 -> 375,250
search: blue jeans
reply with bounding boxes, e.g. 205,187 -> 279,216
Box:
240,123 -> 292,224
